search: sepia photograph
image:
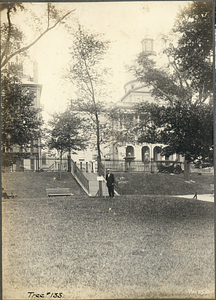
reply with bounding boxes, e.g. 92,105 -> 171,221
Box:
1,1 -> 214,299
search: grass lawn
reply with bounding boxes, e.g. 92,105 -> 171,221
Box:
115,172 -> 214,195
2,192 -> 214,299
1,171 -> 86,198
2,170 -> 214,197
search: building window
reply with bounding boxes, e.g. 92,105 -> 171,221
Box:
142,146 -> 150,162
126,146 -> 134,157
153,146 -> 162,161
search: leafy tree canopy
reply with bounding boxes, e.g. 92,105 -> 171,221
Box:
130,1 -> 213,106
172,1 -> 213,94
1,65 -> 43,151
46,109 -> 87,156
135,101 -> 213,163
127,1 -> 213,165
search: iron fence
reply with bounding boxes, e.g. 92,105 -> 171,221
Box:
101,159 -> 183,173
2,157 -> 69,172
3,156 -> 213,175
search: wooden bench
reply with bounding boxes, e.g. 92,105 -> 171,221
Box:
46,188 -> 72,197
210,184 -> 214,194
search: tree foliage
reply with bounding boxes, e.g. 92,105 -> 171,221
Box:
136,101 -> 213,163
0,2 -> 75,68
130,1 -> 213,106
1,65 -> 43,151
172,1 -> 213,95
128,1 -> 213,164
46,109 -> 87,157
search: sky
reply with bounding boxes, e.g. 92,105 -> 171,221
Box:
5,1 -> 191,121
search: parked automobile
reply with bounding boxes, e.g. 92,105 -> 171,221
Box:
157,161 -> 183,174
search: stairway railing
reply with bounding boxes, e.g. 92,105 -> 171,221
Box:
71,159 -> 89,193
48,163 -> 54,170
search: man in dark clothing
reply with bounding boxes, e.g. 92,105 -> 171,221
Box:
106,169 -> 115,197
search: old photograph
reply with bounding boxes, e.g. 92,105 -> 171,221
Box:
1,1 -> 214,299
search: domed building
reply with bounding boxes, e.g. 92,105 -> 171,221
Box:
116,34 -> 156,110
104,34 -> 183,171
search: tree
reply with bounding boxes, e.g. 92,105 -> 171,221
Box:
172,1 -> 213,96
46,109 -> 87,176
67,24 -> 110,196
129,1 -> 213,179
131,2 -> 213,106
1,65 -> 43,166
135,101 -> 213,163
0,3 -> 75,68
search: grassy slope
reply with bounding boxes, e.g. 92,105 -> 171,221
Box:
115,172 -> 214,195
2,171 -> 214,197
1,171 -> 86,198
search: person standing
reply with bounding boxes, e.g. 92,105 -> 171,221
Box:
106,169 -> 115,197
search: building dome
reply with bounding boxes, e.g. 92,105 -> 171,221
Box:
141,33 -> 156,56
123,33 -> 156,94
124,79 -> 141,94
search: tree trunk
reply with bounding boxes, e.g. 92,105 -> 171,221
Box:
60,150 -> 62,181
68,149 -> 71,172
96,118 -> 103,197
184,160 -> 190,181
97,157 -> 103,198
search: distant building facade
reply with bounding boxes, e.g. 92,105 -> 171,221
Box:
6,60 -> 43,171
105,35 -> 184,171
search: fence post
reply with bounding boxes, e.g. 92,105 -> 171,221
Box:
74,161 -> 77,173
67,155 -> 71,172
35,154 -> 39,171
151,158 -> 154,173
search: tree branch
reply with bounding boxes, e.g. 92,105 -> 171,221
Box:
47,3 -> 50,30
150,81 -> 174,105
83,58 -> 98,117
1,9 -> 75,68
1,6 -> 12,64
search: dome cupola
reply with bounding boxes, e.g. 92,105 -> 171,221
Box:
141,33 -> 156,56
